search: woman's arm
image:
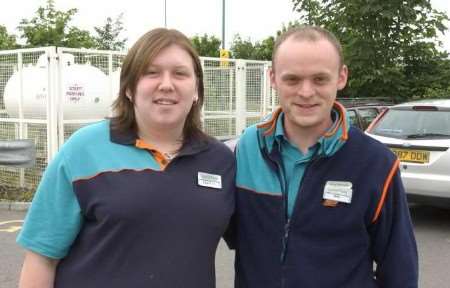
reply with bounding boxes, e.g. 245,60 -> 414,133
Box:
19,250 -> 60,288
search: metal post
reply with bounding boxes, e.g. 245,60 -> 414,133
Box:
235,60 -> 246,135
222,0 -> 225,49
164,0 -> 167,28
47,48 -> 59,161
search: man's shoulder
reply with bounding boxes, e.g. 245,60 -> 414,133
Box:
346,127 -> 397,162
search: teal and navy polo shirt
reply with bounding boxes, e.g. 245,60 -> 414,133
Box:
17,120 -> 235,288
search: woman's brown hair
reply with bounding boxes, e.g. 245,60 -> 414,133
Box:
111,28 -> 206,142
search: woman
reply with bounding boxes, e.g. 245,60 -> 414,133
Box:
17,28 -> 235,288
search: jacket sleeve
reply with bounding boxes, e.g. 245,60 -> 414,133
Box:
222,213 -> 236,249
369,164 -> 418,288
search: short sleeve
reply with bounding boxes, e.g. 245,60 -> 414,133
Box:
16,149 -> 83,259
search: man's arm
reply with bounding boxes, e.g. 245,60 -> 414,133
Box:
19,250 -> 60,288
370,165 -> 418,287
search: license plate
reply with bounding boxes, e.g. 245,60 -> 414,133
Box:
390,148 -> 430,164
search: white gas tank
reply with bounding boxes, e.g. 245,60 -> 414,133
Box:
3,53 -> 111,119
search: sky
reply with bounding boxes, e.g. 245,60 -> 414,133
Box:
1,0 -> 449,51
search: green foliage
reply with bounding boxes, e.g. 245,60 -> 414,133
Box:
292,0 -> 322,25
230,35 -> 254,59
93,13 -> 127,51
190,34 -> 221,57
18,0 -> 96,48
291,0 -> 450,101
277,21 -> 302,37
0,25 -> 19,50
230,34 -> 274,60
15,0 -> 126,50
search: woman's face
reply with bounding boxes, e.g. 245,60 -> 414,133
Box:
130,44 -> 198,135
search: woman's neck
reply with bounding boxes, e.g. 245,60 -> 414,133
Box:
137,124 -> 184,153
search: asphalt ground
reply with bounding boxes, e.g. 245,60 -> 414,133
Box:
1,204 -> 450,288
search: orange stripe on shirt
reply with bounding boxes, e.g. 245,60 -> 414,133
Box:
73,168 -> 160,182
135,139 -> 169,170
372,159 -> 400,223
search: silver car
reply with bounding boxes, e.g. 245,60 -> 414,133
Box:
366,99 -> 450,207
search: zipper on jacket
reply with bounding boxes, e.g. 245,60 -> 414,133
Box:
280,154 -> 322,263
281,218 -> 291,263
274,160 -> 290,264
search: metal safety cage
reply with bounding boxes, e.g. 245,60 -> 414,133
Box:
0,47 -> 55,198
0,47 -> 277,197
55,48 -> 126,148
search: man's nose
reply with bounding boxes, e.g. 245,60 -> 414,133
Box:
297,81 -> 314,98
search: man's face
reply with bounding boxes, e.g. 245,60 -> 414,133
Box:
270,37 -> 348,137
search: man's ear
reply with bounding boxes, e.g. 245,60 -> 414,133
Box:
337,65 -> 348,91
269,67 -> 277,90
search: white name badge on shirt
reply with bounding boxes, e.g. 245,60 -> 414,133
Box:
323,181 -> 353,204
198,172 -> 222,189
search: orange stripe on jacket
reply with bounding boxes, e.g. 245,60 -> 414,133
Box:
257,107 -> 283,136
372,159 -> 400,223
324,101 -> 348,141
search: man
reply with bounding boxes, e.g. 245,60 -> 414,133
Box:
232,26 -> 418,287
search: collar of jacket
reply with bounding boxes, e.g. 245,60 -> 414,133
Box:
256,101 -> 349,158
109,120 -> 211,157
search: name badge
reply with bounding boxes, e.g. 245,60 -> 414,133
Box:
323,181 -> 353,204
198,172 -> 222,189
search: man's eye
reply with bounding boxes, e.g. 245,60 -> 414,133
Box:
285,78 -> 298,84
315,77 -> 328,84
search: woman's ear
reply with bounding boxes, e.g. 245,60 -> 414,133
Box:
126,89 -> 133,102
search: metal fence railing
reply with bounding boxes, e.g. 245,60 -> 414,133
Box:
0,47 -> 277,195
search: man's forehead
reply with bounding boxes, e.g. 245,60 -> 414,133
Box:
273,38 -> 341,71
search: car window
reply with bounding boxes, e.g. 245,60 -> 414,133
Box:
371,109 -> 450,139
358,108 -> 379,130
347,110 -> 359,127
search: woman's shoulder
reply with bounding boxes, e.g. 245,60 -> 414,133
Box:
61,120 -> 111,153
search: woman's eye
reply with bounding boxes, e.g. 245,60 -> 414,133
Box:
175,70 -> 189,77
145,70 -> 158,76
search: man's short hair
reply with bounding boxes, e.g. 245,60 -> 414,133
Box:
272,26 -> 344,69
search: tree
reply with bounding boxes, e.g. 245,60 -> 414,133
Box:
94,13 -> 127,51
253,36 -> 275,61
0,25 -> 18,50
229,34 -> 274,61
190,34 -> 221,57
230,34 -> 255,59
291,0 -> 450,101
292,0 -> 322,25
277,21 -> 302,37
17,0 -> 96,48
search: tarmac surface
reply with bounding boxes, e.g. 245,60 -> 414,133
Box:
1,204 -> 450,288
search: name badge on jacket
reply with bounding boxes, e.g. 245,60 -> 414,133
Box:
198,172 -> 222,189
323,181 -> 353,204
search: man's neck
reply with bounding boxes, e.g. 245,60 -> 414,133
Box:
283,118 -> 333,154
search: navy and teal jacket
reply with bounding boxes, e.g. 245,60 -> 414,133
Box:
233,103 -> 418,288
17,120 -> 235,288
